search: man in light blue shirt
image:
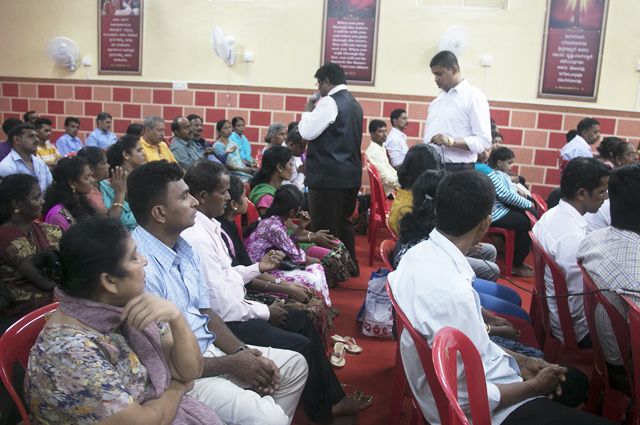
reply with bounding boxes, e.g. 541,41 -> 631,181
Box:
55,117 -> 84,156
128,160 -> 307,425
85,112 -> 117,148
560,117 -> 600,160
0,123 -> 52,193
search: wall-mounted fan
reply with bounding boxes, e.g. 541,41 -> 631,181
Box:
438,26 -> 470,57
46,37 -> 79,71
211,26 -> 236,66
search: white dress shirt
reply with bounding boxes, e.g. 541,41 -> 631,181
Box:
298,85 -> 346,141
389,229 -> 530,425
383,127 -> 408,167
423,79 -> 491,164
532,200 -> 589,344
365,142 -> 398,196
181,211 -> 268,323
560,135 -> 593,160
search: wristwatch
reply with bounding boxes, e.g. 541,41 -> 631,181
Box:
447,136 -> 454,147
236,345 -> 251,353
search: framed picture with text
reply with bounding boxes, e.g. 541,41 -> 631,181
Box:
99,0 -> 143,75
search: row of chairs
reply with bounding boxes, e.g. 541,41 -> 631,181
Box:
382,230 -> 640,425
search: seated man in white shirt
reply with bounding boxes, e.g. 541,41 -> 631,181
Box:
181,160 -> 372,425
390,170 -> 610,425
532,157 -> 611,348
560,117 -> 600,160
578,163 -> 640,391
383,109 -> 409,169
365,120 -> 398,197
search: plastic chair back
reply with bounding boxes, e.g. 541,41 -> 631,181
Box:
246,200 -> 259,224
529,231 -> 591,361
380,239 -> 396,271
385,279 -> 451,425
0,302 -> 58,425
525,210 -> 538,226
532,193 -> 547,217
365,158 -> 390,266
558,153 -> 570,178
581,264 -> 632,421
432,327 -> 492,425
622,295 -> 640,425
486,227 -> 515,277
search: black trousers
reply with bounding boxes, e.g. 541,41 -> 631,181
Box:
502,365 -> 616,425
308,186 -> 359,260
492,208 -> 534,267
226,308 -> 345,423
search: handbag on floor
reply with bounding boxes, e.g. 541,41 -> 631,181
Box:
356,268 -> 393,340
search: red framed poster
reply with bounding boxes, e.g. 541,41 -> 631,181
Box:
99,0 -> 143,75
321,0 -> 380,85
538,0 -> 608,101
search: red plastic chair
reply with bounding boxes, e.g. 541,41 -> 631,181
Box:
0,302 -> 58,425
622,295 -> 640,425
380,239 -> 396,271
558,152 -> 570,178
580,263 -> 632,421
432,327 -> 492,425
529,231 -> 593,362
64,151 -> 78,157
486,227 -> 515,277
385,279 -> 451,425
246,199 -> 259,223
525,210 -> 538,226
365,159 -> 391,266
532,193 -> 547,218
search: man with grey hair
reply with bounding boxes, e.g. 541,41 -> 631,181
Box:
140,115 -> 178,164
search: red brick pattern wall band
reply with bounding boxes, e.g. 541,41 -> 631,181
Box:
2,78 -> 640,199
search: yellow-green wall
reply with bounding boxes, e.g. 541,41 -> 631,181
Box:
1,0 -> 638,110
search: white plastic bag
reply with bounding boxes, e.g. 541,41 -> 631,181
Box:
358,269 -> 394,340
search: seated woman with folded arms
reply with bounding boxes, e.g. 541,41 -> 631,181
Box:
25,217 -> 221,424
43,156 -> 96,231
213,119 -> 256,183
0,174 -> 61,322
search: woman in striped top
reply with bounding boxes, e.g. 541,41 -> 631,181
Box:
488,147 -> 536,277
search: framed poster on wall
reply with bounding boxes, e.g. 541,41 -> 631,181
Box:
320,0 -> 380,85
538,0 -> 608,101
99,0 -> 143,75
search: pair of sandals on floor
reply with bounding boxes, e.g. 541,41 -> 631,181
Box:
330,334 -> 362,368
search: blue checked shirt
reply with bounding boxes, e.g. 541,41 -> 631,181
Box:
0,149 -> 52,194
132,226 -> 216,353
578,226 -> 640,366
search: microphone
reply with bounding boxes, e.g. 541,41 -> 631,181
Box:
311,92 -> 321,102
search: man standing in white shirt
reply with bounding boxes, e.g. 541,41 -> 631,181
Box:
423,50 -> 492,172
299,63 -> 363,268
390,170 -> 605,425
532,157 -> 611,348
384,109 -> 409,169
560,118 -> 600,160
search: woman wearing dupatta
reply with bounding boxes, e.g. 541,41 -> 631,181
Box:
25,217 -> 221,424
0,175 -> 61,321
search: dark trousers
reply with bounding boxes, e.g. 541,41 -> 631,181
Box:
308,186 -> 359,260
503,365 -> 616,425
226,308 -> 345,423
444,162 -> 475,172
492,208 -> 534,267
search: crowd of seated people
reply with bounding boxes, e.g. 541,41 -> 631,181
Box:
0,92 -> 638,425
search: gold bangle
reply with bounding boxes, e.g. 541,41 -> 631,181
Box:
113,202 -> 124,208
485,324 -> 491,334
307,231 -> 312,238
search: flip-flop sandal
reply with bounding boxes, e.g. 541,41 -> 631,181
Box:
341,384 -> 374,403
331,335 -> 363,354
331,342 -> 346,368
